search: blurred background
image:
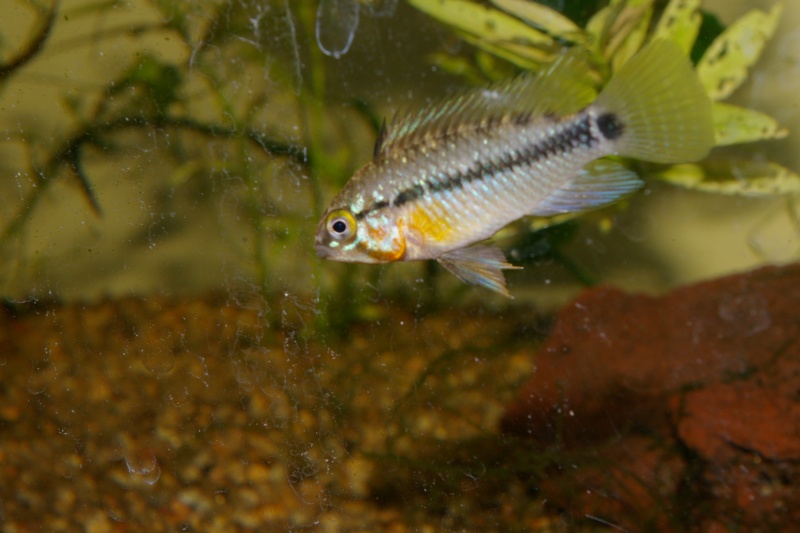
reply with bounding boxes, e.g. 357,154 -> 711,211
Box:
0,0 -> 796,307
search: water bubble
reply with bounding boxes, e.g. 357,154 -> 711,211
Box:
124,444 -> 161,486
165,384 -> 190,407
717,292 -> 772,336
316,0 -> 360,59
364,0 -> 398,17
135,330 -> 176,377
235,352 -> 267,393
747,198 -> 800,262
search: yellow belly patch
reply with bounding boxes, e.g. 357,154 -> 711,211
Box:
407,206 -> 454,245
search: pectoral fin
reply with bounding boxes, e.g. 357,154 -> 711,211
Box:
437,243 -> 521,298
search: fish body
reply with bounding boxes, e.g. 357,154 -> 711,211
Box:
315,39 -> 714,296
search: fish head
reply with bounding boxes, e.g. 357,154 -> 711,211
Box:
315,205 -> 407,264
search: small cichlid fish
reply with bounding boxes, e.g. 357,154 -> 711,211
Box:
315,39 -> 714,296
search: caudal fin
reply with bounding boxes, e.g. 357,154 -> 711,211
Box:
593,39 -> 714,164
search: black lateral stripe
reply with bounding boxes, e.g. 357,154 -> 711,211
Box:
354,199 -> 389,220
393,183 -> 426,208
355,114 -> 597,219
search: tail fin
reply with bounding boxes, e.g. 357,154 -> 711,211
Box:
593,39 -> 714,164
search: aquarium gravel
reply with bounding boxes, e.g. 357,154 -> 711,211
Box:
0,294 -> 546,531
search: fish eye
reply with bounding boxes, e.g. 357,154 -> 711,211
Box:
326,210 -> 356,243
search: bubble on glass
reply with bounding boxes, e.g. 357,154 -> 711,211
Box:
134,329 -> 176,377
717,292 -> 772,336
165,383 -> 190,407
747,197 -> 800,262
363,0 -> 398,17
316,0 -> 361,59
123,444 -> 161,486
617,211 -> 652,243
140,347 -> 175,376
58,452 -> 84,481
235,350 -> 268,393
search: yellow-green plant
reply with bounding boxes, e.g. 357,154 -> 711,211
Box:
408,0 -> 797,214
0,0 -> 360,302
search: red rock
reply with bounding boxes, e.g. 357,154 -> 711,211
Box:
537,435 -> 687,532
502,264 -> 800,444
674,373 -> 800,463
501,263 -> 800,530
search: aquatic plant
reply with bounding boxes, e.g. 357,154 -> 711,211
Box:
0,0 -> 369,305
1,0 -> 793,307
408,0 -> 798,228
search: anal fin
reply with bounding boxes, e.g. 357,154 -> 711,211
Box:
437,243 -> 521,298
533,158 -> 643,217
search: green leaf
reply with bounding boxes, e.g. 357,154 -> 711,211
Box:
609,0 -> 654,72
713,102 -> 788,146
586,0 -> 654,70
696,4 -> 783,101
127,55 -> 182,115
653,0 -> 702,54
426,53 -> 488,85
474,50 -> 518,81
690,10 -> 725,64
63,0 -> 119,19
460,33 -> 556,69
489,0 -> 586,45
524,212 -> 581,232
407,0 -> 559,67
656,159 -> 800,196
585,4 -> 617,58
540,0 -> 606,28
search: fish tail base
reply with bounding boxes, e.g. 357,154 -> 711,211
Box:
594,39 -> 714,164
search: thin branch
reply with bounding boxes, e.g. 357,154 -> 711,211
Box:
2,113 -> 307,241
0,1 -> 59,82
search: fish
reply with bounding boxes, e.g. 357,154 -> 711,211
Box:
314,39 -> 714,297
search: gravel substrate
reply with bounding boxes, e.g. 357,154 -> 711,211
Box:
0,293 -> 552,531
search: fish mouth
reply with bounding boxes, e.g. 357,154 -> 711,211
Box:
315,243 -> 333,258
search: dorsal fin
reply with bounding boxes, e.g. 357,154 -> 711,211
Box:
377,48 -> 598,157
373,118 -> 388,159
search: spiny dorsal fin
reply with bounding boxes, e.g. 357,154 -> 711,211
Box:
379,48 -> 597,156
373,118 -> 388,159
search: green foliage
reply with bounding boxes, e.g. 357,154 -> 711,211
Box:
0,0 -> 793,304
0,0 -> 364,304
690,9 -> 724,63
408,0 -> 798,203
121,55 -> 183,117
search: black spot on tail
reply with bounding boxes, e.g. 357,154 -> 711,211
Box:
597,112 -> 624,140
